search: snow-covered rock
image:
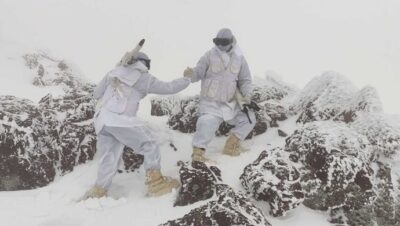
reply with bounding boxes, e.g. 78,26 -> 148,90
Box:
352,113 -> 400,158
283,121 -> 377,219
0,86 -> 97,190
167,96 -> 200,134
163,184 -> 271,226
335,86 -> 383,123
174,160 -> 222,206
23,53 -> 85,92
329,161 -> 400,226
240,148 -> 304,217
292,71 -> 383,124
0,96 -> 56,190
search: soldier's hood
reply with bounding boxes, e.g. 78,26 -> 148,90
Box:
109,62 -> 148,86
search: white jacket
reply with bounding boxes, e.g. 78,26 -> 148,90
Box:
93,62 -> 190,134
191,46 -> 253,120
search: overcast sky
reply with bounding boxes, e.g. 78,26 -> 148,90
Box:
1,0 -> 399,113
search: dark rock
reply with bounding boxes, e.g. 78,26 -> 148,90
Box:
174,160 -> 222,206
240,148 -> 304,217
150,96 -> 178,116
277,129 -> 288,137
162,184 -> 271,226
121,147 -> 144,172
215,122 -> 235,137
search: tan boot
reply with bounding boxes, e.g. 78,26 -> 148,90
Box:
223,134 -> 241,156
192,147 -> 208,162
80,186 -> 107,201
146,169 -> 180,197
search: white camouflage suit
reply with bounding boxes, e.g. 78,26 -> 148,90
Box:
93,61 -> 190,190
191,29 -> 256,150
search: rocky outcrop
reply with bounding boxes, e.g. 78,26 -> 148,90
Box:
166,159 -> 272,225
0,87 -> 96,190
291,71 -> 383,124
285,121 -> 375,211
238,118 -> 400,224
329,162 -> 400,226
352,113 -> 400,158
0,52 -> 98,191
240,148 -> 304,217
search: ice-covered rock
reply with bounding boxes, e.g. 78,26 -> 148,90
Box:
163,184 -> 271,226
240,148 -> 304,217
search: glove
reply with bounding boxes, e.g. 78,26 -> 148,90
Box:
184,67 -> 195,79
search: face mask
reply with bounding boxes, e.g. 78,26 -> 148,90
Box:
217,44 -> 233,52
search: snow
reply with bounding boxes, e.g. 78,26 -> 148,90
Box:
1,2 -> 399,224
0,114 -> 332,226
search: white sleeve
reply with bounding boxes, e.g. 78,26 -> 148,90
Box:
147,75 -> 190,95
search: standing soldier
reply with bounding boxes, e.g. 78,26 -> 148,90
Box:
83,40 -> 192,199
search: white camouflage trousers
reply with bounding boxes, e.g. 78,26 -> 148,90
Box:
192,111 -> 256,149
94,126 -> 161,190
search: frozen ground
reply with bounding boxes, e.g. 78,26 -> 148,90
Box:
0,107 -> 332,225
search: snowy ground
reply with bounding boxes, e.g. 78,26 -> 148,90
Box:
0,98 -> 332,225
0,32 -> 341,226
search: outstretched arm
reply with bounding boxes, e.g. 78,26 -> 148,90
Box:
147,75 -> 190,95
